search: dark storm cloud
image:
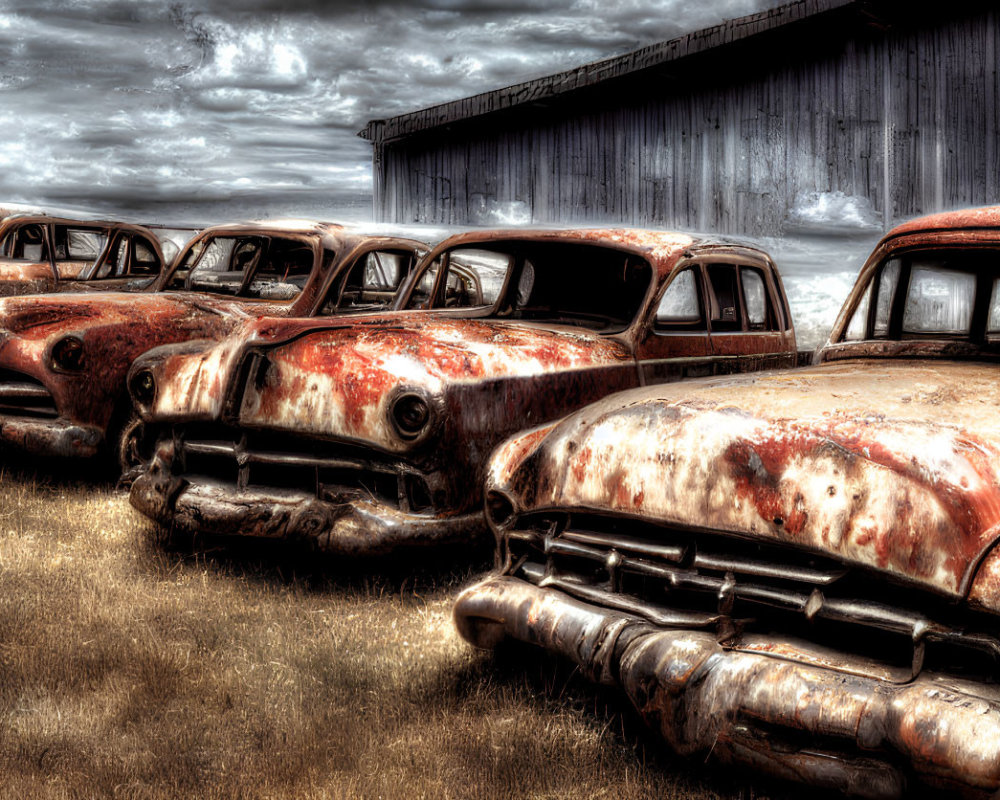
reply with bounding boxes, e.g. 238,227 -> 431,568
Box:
0,0 -> 783,221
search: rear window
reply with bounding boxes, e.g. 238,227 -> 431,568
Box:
901,265 -> 976,335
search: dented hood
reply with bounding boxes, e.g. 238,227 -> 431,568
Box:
491,360 -> 1000,600
237,317 -> 633,452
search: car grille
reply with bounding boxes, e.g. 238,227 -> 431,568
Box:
502,510 -> 1000,682
162,423 -> 434,513
0,369 -> 57,418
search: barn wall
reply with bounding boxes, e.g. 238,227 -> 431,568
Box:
373,9 -> 1000,236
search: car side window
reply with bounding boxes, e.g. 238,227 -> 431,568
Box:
166,239 -> 206,289
843,258 -> 900,342
61,227 -> 106,262
405,248 -> 511,311
319,249 -> 414,315
443,248 -> 510,309
404,256 -> 443,309
989,278 -> 1000,334
873,258 -> 901,337
51,226 -> 107,278
180,237 -> 245,294
93,234 -> 125,279
132,236 -> 160,275
706,264 -> 741,331
655,268 -> 704,330
2,223 -> 49,262
740,267 -> 777,331
843,278 -> 873,341
244,238 -> 314,301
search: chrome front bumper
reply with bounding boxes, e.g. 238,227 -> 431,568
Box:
455,575 -> 1000,798
130,450 -> 484,556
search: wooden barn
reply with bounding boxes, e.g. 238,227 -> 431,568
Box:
360,0 -> 999,237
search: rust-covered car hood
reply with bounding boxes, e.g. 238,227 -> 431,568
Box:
237,317 -> 633,452
0,290 -> 258,339
492,359 -> 1000,601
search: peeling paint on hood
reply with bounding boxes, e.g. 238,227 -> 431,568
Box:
492,359 -> 1000,599
237,317 -> 633,451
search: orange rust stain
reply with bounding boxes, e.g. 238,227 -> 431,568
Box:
723,416 -> 1000,584
888,205 -> 1000,238
497,425 -> 556,478
246,318 -> 631,439
571,446 -> 593,485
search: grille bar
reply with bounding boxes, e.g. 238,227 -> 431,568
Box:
183,438 -> 406,474
506,510 -> 1000,680
167,424 -> 433,513
0,383 -> 51,400
534,534 -> 943,640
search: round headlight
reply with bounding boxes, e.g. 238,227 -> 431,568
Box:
390,392 -> 432,439
51,336 -> 84,371
485,490 -> 516,530
130,369 -> 156,408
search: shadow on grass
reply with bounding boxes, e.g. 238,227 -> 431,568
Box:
0,454 -> 120,491
141,522 -> 495,598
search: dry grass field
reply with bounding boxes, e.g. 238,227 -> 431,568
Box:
0,466 -> 781,800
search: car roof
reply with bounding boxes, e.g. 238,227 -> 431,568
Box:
883,205 -> 1000,241
0,214 -> 160,237
425,227 -> 768,279
192,219 -> 428,255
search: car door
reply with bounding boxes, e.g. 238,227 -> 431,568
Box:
314,245 -> 423,316
635,262 -> 715,384
705,261 -> 795,372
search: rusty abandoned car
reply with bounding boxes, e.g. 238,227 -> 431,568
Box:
128,228 -> 797,555
454,207 -> 1000,797
0,220 -> 424,467
0,214 -> 177,296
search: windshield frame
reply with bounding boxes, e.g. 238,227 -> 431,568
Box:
821,242 -> 1000,363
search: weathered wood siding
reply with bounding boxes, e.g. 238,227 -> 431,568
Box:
373,7 -> 1000,236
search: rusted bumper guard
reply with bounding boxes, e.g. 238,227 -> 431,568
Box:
455,575 -> 1000,798
130,450 -> 482,556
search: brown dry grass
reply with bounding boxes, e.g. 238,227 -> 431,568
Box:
0,467 -> 742,800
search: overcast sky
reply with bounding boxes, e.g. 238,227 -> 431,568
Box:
0,0 -> 785,224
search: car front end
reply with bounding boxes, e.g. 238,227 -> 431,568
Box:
455,206 -> 1000,795
456,358 -> 1000,796
130,315 -> 637,555
0,293 -> 241,461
